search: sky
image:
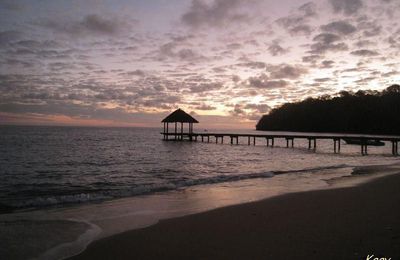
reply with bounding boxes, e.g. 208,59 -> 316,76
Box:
0,0 -> 399,129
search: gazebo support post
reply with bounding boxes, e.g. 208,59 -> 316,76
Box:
166,123 -> 169,140
181,122 -> 183,141
163,122 -> 166,140
174,122 -> 177,140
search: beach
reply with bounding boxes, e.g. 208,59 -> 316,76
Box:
71,171 -> 400,260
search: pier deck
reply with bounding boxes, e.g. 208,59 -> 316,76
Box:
161,132 -> 400,156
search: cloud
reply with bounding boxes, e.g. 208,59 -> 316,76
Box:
157,37 -> 205,61
329,0 -> 363,15
122,69 -> 146,77
302,55 -> 323,63
181,0 -> 253,28
308,31 -> 348,55
235,61 -> 266,69
356,17 -> 382,38
320,60 -> 335,68
189,82 -> 223,93
276,18 -> 313,36
314,77 -> 331,83
350,49 -> 379,56
0,101 -> 163,125
354,39 -> 374,48
321,21 -> 357,35
268,41 -> 289,56
268,64 -> 308,79
298,2 -> 318,17
247,74 -> 289,89
313,33 -> 341,44
41,14 -> 132,36
229,103 -> 271,120
195,104 -> 216,110
309,42 -> 348,54
0,30 -> 22,46
276,2 -> 317,36
244,103 -> 270,113
0,1 -> 25,11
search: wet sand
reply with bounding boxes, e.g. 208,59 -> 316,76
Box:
71,172 -> 400,260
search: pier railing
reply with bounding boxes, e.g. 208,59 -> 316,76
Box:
161,132 -> 400,156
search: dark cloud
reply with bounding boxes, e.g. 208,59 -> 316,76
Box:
356,17 -> 382,38
235,61 -> 266,69
329,0 -> 363,15
310,42 -> 348,54
3,58 -> 35,68
157,38 -> 205,61
268,42 -> 289,56
321,21 -> 357,35
0,30 -> 22,46
232,75 -> 241,82
122,70 -> 146,77
363,26 -> 381,37
227,43 -> 242,50
189,82 -> 223,93
381,70 -> 398,77
314,77 -> 331,83
177,48 -> 198,60
354,39 -> 374,48
354,76 -> 376,84
268,64 -> 308,80
276,2 -> 316,36
309,32 -> 348,54
313,33 -> 341,44
350,49 -> 379,56
276,17 -> 313,36
15,39 -> 61,49
298,2 -> 318,17
0,1 -> 25,11
247,74 -> 289,89
302,55 -> 323,63
41,14 -> 132,37
181,0 -> 252,28
289,25 -> 313,35
320,60 -> 335,68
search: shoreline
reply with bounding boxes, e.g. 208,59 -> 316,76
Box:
70,168 -> 400,259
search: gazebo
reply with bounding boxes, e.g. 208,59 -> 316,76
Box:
161,108 -> 199,140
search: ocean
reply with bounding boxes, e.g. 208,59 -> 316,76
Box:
0,126 -> 399,259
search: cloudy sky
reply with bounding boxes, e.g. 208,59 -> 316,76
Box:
0,0 -> 399,128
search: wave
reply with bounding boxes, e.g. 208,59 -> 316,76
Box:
274,164 -> 349,175
3,164 -> 350,210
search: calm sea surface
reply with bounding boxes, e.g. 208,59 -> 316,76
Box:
0,125 -> 398,211
1,125 -> 399,259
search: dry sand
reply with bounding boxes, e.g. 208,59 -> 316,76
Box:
71,173 -> 400,260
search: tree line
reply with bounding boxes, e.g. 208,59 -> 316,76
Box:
256,85 -> 400,135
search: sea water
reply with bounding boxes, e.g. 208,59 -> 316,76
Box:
0,126 -> 399,259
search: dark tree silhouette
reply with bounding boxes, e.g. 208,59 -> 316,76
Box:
256,85 -> 400,135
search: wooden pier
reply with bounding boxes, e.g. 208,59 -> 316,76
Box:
161,109 -> 399,156
161,132 -> 400,156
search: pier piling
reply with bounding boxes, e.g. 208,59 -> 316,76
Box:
333,138 -> 341,153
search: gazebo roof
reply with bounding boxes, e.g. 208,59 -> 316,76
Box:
162,108 -> 199,123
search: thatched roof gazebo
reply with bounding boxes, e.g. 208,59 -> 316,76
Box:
162,108 -> 199,141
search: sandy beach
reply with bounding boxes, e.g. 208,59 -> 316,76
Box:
70,171 -> 400,260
